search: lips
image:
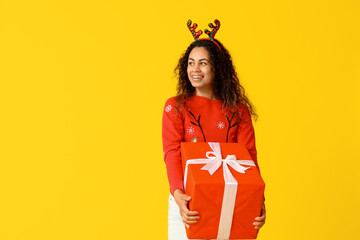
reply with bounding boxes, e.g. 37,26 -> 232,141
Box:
192,75 -> 203,79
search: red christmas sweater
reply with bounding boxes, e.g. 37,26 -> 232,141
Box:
162,95 -> 258,195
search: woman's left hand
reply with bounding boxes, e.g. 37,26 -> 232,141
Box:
253,201 -> 266,229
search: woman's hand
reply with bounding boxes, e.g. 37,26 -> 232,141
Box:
173,189 -> 200,228
253,201 -> 266,229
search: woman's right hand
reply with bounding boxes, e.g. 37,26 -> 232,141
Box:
173,189 -> 200,228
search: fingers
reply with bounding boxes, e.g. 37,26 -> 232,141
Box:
253,203 -> 266,229
180,207 -> 199,223
254,203 -> 266,221
253,220 -> 265,229
181,215 -> 200,228
255,215 -> 265,221
186,210 -> 199,216
182,214 -> 200,224
255,209 -> 266,221
181,208 -> 200,218
175,192 -> 200,227
179,201 -> 200,227
181,194 -> 191,202
253,211 -> 266,229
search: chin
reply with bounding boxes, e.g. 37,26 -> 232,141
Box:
190,81 -> 203,88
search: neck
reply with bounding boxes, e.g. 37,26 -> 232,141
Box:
195,88 -> 217,100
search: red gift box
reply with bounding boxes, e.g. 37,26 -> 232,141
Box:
181,142 -> 265,239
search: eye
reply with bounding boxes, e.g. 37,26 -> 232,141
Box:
201,62 -> 207,65
188,62 -> 194,66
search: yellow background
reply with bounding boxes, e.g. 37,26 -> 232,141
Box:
0,0 -> 359,239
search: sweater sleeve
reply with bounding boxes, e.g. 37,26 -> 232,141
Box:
162,98 -> 185,195
237,105 -> 259,171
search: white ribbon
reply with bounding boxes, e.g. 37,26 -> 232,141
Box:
183,142 -> 255,240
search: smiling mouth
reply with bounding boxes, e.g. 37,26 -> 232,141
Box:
192,76 -> 203,79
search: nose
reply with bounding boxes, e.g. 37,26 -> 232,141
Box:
193,62 -> 201,72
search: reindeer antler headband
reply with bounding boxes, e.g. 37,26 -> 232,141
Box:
187,19 -> 221,50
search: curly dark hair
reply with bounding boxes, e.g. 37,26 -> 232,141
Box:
174,39 -> 258,121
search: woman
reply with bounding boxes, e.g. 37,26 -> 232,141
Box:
162,20 -> 265,240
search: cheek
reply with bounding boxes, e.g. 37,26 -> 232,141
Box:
206,68 -> 214,78
187,67 -> 191,75
208,71 -> 215,82
187,71 -> 191,79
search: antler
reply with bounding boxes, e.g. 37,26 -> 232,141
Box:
204,19 -> 221,40
187,19 -> 203,41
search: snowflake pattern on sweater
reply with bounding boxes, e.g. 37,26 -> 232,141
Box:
165,104 -> 172,113
217,121 -> 225,129
186,126 -> 195,135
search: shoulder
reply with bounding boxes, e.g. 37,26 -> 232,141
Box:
164,96 -> 177,106
163,96 -> 179,112
236,103 -> 248,113
236,103 -> 251,120
163,96 -> 184,120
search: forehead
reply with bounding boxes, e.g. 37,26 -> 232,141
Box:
188,47 -> 210,60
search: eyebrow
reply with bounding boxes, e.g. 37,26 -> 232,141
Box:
188,58 -> 209,61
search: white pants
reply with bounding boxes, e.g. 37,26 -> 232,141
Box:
168,194 -> 209,240
168,194 -> 189,240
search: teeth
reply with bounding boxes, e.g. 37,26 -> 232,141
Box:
193,76 -> 203,79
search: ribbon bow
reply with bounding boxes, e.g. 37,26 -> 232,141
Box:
201,142 -> 255,176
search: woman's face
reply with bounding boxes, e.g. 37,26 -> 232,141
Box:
187,47 -> 215,93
